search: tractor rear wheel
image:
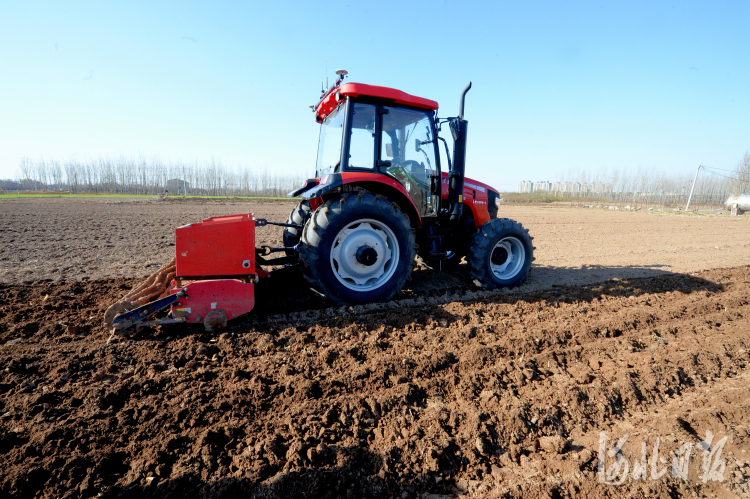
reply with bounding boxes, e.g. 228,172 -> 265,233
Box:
283,200 -> 311,255
298,192 -> 415,305
467,218 -> 533,288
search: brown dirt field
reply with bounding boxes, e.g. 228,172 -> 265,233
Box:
2,198 -> 749,288
0,197 -> 291,285
1,197 -> 750,499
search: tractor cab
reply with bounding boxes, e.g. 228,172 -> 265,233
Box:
294,69 -> 484,232
313,77 -> 441,219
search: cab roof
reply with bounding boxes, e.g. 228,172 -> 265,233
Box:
314,82 -> 439,122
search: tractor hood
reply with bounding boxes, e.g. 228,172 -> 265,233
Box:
440,171 -> 498,197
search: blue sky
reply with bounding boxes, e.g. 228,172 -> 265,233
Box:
1,0 -> 748,191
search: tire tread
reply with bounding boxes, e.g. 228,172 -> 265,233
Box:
298,193 -> 416,304
467,218 -> 533,289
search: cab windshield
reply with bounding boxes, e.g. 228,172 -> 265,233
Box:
315,105 -> 344,177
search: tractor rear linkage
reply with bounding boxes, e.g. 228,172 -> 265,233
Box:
254,218 -> 300,266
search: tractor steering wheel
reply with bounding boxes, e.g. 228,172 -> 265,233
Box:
401,159 -> 427,185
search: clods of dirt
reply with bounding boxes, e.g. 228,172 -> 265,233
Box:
1,267 -> 750,498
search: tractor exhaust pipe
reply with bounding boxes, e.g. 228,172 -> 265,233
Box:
458,81 -> 471,120
448,82 -> 471,223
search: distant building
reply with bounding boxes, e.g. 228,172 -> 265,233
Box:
166,178 -> 189,195
517,181 -> 533,193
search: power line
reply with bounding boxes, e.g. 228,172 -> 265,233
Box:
701,166 -> 736,172
701,167 -> 743,182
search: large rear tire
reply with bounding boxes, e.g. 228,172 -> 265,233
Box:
298,192 -> 416,305
467,218 -> 533,288
283,200 -> 312,255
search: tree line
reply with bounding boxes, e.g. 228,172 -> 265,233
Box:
549,153 -> 750,209
4,151 -> 749,204
8,156 -> 308,197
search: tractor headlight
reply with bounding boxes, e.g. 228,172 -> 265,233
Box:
488,190 -> 500,218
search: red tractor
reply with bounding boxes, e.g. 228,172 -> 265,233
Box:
282,70 -> 533,305
107,71 -> 533,332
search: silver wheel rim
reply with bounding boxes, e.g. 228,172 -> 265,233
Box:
330,218 -> 399,292
490,236 -> 525,280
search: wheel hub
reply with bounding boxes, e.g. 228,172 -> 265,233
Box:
491,247 -> 508,266
489,236 -> 525,280
355,245 -> 378,266
330,220 -> 399,290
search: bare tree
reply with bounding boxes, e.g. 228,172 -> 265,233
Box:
35,157 -> 48,190
18,157 -> 33,188
734,150 -> 750,194
50,160 -> 63,189
610,167 -> 620,194
64,158 -> 81,193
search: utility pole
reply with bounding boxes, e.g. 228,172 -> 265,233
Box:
685,165 -> 703,212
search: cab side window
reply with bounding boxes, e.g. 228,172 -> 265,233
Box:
347,103 -> 376,169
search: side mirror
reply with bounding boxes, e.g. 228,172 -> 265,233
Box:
415,138 -> 421,152
385,143 -> 394,158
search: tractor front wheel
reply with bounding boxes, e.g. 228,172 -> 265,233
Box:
298,192 -> 415,305
467,218 -> 533,288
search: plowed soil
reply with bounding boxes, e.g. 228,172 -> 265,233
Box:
1,197 -> 750,499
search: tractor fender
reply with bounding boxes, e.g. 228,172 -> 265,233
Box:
302,173 -> 422,227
